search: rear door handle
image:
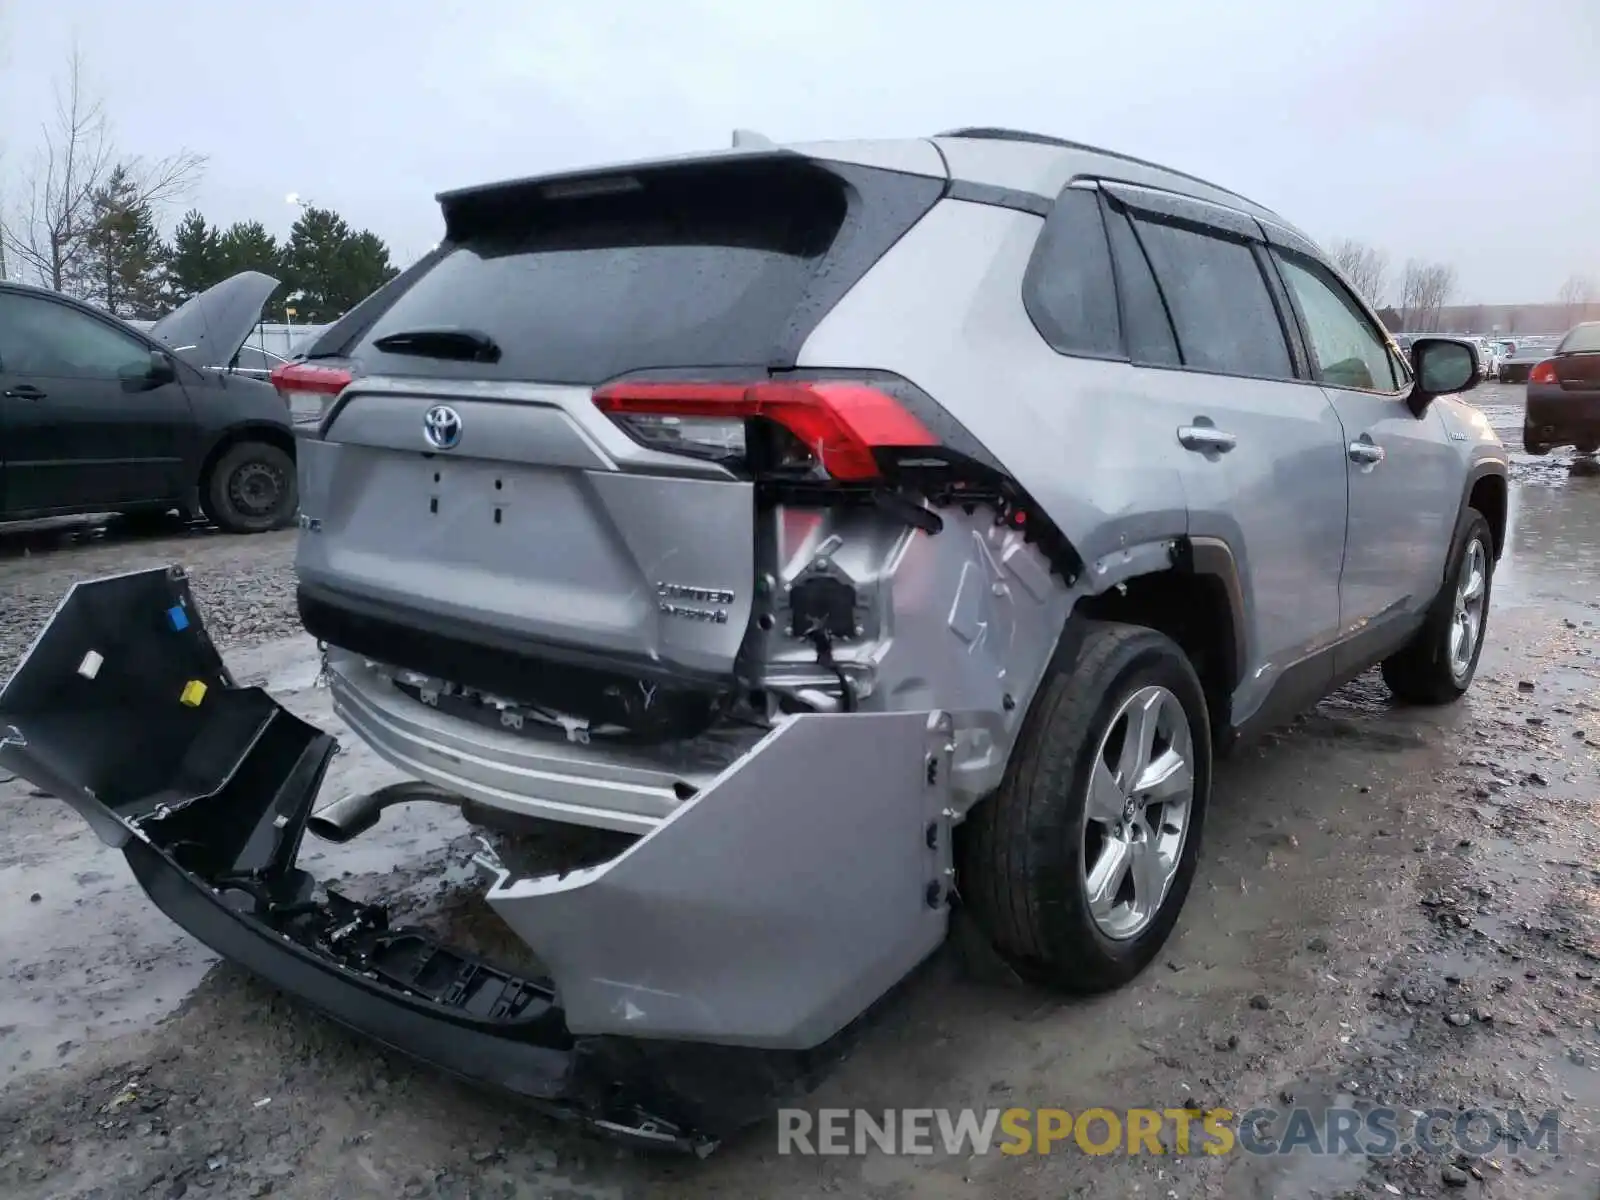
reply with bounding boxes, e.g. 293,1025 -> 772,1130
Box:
3,385 -> 47,400
1177,425 -> 1238,453
1348,439 -> 1385,465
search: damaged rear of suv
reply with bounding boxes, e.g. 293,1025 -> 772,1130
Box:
2,129 -> 1506,1151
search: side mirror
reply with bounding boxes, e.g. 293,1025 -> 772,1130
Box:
119,350 -> 177,391
1406,337 -> 1478,417
147,350 -> 178,385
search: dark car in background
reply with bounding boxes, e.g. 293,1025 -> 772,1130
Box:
1524,321 -> 1600,456
1497,336 -> 1559,384
0,272 -> 299,532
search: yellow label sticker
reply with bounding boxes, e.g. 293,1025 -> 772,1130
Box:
179,680 -> 208,707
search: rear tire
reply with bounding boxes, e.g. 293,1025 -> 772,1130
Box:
1524,440 -> 1550,456
960,621 -> 1211,994
1382,509 -> 1493,705
204,441 -> 297,534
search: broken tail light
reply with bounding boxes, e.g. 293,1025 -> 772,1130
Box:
592,380 -> 938,481
1528,360 -> 1558,385
270,361 -> 354,419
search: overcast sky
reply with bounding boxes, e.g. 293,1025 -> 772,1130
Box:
2,0 -> 1596,304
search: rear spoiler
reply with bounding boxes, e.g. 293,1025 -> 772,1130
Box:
435,148 -> 808,242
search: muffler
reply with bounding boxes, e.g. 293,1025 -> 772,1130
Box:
306,780 -> 463,843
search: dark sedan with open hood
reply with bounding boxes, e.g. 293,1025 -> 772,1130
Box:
0,271 -> 298,532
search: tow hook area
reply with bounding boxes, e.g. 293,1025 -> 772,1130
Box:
0,566 -> 959,1154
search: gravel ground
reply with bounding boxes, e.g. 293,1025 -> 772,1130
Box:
1,385 -> 1597,1199
0,520 -> 300,677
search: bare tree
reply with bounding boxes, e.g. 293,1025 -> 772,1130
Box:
1396,259 -> 1457,332
0,147 -> 9,282
1329,238 -> 1389,309
1557,274 -> 1596,326
3,47 -> 204,293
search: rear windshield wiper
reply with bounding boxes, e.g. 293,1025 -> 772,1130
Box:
370,327 -> 502,363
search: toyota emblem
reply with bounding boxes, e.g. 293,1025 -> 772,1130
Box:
423,404 -> 463,450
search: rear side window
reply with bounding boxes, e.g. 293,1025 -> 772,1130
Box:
1129,216 -> 1293,380
1102,203 -> 1181,366
1023,188 -> 1121,358
354,160 -> 935,384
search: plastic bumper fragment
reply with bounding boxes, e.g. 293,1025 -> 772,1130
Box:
0,567 -> 952,1151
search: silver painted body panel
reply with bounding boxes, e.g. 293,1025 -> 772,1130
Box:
485,709 -> 954,1046
1327,387 -> 1458,640
1152,372 -> 1349,722
299,380 -> 754,677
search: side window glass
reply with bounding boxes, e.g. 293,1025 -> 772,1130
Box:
1388,343 -> 1412,386
0,293 -> 150,379
1275,253 -> 1399,392
1102,203 -> 1180,366
1022,188 -> 1122,359
1130,216 -> 1293,380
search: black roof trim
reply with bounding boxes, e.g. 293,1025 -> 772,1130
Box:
936,127 -> 1277,217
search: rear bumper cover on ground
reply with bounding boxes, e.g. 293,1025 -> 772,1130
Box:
0,568 -> 956,1149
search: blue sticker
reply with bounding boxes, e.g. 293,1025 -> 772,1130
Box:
166,605 -> 190,632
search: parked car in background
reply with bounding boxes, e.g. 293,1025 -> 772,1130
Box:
1471,337 -> 1500,379
1524,321 -> 1600,455
0,272 -> 299,532
1499,337 -> 1558,383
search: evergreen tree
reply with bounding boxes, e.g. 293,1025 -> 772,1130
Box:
281,206 -> 398,321
81,165 -> 169,319
166,209 -> 223,304
215,220 -> 281,280
341,229 -> 399,309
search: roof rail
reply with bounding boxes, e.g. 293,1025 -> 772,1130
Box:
935,126 -> 1277,216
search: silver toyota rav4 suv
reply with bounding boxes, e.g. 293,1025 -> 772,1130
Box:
2,127 -> 1508,1150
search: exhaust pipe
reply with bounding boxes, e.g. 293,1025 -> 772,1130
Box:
307,780 -> 462,844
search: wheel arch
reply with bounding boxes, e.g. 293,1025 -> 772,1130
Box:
1071,536 -> 1245,743
1463,463 -> 1508,562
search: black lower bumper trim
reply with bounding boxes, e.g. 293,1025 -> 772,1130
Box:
126,841 -> 577,1098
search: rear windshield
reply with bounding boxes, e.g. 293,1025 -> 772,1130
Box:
1557,323 -> 1600,354
355,161 -> 855,385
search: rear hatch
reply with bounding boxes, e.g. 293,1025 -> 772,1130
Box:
295,150 -> 945,734
1554,324 -> 1600,391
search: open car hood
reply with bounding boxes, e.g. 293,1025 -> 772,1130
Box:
149,271 -> 280,370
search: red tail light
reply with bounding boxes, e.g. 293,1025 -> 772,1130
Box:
269,362 -> 354,415
592,380 -> 937,481
1528,360 -> 1558,385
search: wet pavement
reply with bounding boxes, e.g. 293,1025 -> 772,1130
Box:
0,383 -> 1596,1199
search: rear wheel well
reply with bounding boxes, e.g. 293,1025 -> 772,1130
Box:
1469,473 -> 1507,560
1075,568 -> 1237,738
